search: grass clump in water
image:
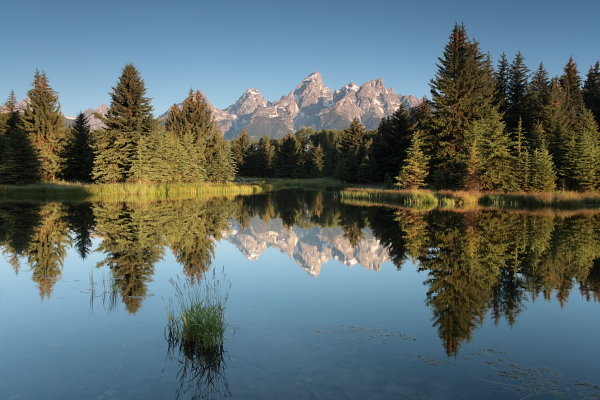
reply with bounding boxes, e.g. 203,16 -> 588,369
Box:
166,269 -> 231,399
166,268 -> 230,355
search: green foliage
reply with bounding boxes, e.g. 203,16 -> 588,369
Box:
429,24 -> 497,188
371,106 -> 413,181
396,131 -> 429,189
583,61 -> 600,125
530,146 -> 557,192
254,136 -> 276,177
505,52 -> 530,131
64,112 -> 94,182
568,109 -> 600,191
308,144 -> 325,177
20,71 -> 68,182
525,63 -> 550,131
276,133 -> 301,178
335,118 -> 367,182
0,92 -> 40,184
93,64 -> 155,183
231,129 -> 254,176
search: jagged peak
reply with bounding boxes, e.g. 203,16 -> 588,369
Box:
361,78 -> 385,88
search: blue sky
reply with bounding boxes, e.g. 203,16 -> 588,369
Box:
1,0 -> 599,116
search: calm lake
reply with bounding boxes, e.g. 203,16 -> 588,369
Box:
0,190 -> 599,399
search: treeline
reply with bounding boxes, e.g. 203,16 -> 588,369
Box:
2,24 -> 599,191
0,65 -> 235,185
234,24 -> 600,192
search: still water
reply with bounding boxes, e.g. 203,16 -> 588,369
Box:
0,190 -> 599,399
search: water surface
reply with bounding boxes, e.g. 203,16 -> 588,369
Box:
1,191 -> 599,399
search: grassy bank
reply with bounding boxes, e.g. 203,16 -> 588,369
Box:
237,177 -> 344,191
0,182 -> 264,202
340,187 -> 600,210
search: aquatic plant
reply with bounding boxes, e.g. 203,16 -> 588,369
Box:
166,269 -> 231,399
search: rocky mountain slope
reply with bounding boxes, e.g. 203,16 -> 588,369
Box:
198,72 -> 420,139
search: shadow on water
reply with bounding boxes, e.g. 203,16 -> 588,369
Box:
0,189 -> 599,358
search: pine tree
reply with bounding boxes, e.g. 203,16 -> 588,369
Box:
543,79 -> 571,187
64,112 -> 94,182
506,52 -> 530,131
335,118 -> 366,182
20,71 -> 67,182
429,24 -> 497,188
583,61 -> 600,125
560,57 -> 584,112
467,110 -> 515,191
463,135 -> 482,191
495,53 -> 510,111
512,119 -> 531,191
276,133 -> 301,178
568,109 -> 600,191
525,63 -> 550,131
530,146 -> 557,192
395,131 -> 429,189
231,129 -> 253,176
0,92 -> 40,184
254,136 -> 275,177
92,64 -> 154,183
309,144 -> 325,177
166,90 -> 233,182
371,106 -> 413,181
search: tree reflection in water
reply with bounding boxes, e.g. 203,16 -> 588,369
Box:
0,190 -> 598,356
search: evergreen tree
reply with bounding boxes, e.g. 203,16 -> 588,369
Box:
335,118 -> 366,182
512,119 -> 531,191
429,24 -> 497,188
254,136 -> 275,177
371,106 -> 413,181
530,146 -> 557,191
20,71 -> 67,182
543,79 -> 571,187
467,110 -> 515,191
568,109 -> 600,190
463,135 -> 482,191
276,133 -> 301,177
93,64 -> 154,183
560,57 -> 584,112
495,53 -> 510,111
506,52 -> 530,131
0,92 -> 39,184
525,63 -> 550,131
395,130 -> 429,189
64,112 -> 94,182
231,129 -> 253,176
583,61 -> 600,125
166,90 -> 233,182
308,144 -> 325,177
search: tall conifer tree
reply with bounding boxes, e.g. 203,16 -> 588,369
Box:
583,61 -> 600,125
429,24 -> 497,188
93,64 -> 154,183
21,71 -> 67,182
0,92 -> 39,184
395,130 -> 429,189
506,52 -> 530,132
64,112 -> 94,182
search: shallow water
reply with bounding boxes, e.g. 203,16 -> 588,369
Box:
0,190 -> 599,399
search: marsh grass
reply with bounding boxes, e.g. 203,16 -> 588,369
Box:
166,269 -> 231,399
88,270 -> 119,313
0,182 -> 263,202
341,187 -> 600,210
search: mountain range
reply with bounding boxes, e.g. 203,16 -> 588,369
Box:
5,72 -> 420,139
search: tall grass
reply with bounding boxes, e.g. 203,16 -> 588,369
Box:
340,187 -> 600,210
166,269 -> 231,399
166,268 -> 230,352
0,182 -> 263,202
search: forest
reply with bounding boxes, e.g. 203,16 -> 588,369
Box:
0,24 -> 599,192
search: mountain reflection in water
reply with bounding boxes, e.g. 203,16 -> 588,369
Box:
0,189 -> 599,356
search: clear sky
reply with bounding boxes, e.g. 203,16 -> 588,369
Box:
1,0 -> 599,116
